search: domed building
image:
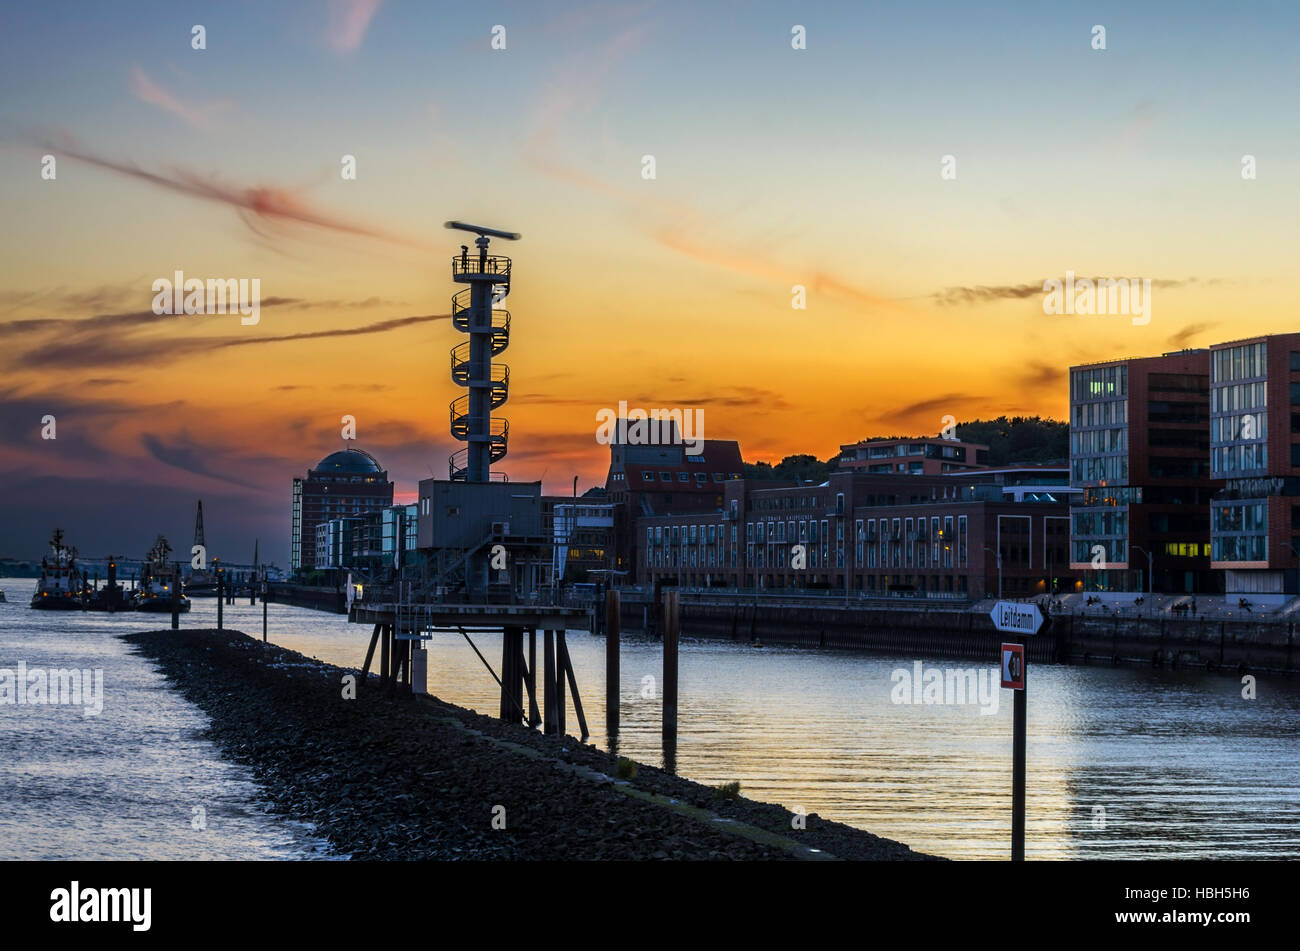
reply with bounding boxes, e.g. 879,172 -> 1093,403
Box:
291,447 -> 394,572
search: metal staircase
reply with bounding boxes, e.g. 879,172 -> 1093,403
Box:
448,249 -> 512,481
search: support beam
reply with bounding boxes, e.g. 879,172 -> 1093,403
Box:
361,623 -> 380,680
559,631 -> 588,740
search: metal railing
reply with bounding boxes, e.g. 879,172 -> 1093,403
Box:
451,255 -> 512,279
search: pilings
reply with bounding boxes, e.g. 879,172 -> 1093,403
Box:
662,589 -> 679,772
217,576 -> 224,631
606,589 -> 620,745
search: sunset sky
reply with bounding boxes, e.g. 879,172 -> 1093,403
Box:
2,0 -> 1297,564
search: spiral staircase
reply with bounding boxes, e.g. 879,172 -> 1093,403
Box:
448,251 -> 512,481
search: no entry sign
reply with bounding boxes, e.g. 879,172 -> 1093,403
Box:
1001,642 -> 1025,690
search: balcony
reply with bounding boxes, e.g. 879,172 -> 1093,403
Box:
451,254 -> 512,282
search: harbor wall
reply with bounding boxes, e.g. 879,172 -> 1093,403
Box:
617,596 -> 1300,674
266,583 -> 345,614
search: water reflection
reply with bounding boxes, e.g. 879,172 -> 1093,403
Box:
7,580 -> 1298,860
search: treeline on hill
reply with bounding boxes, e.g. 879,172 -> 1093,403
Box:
741,417 -> 1068,482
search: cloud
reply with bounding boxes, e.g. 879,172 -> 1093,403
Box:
932,282 -> 1044,307
1018,361 -> 1063,390
129,66 -> 234,129
932,276 -> 1217,307
1167,321 -> 1217,349
14,311 -> 451,369
26,134 -> 428,250
326,0 -> 383,53
141,431 -> 261,488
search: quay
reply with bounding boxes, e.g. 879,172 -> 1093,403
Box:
122,627 -> 933,861
613,589 -> 1300,675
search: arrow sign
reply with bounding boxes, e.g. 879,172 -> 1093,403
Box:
991,601 -> 1043,635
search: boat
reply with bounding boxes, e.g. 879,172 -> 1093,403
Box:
86,555 -> 133,612
132,536 -> 190,613
30,529 -> 88,610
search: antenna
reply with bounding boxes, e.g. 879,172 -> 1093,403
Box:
444,221 -> 521,241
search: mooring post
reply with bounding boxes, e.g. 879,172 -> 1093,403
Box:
380,622 -> 391,684
170,564 -> 180,630
554,629 -> 566,736
217,575 -> 224,631
261,583 -> 268,642
663,589 -> 679,768
500,626 -> 524,722
543,629 -> 557,734
606,588 -> 621,741
1012,637 -> 1027,862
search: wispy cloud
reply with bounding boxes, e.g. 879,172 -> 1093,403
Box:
24,133 -> 428,250
326,0 -> 384,53
932,276 -> 1219,307
129,66 -> 234,129
13,311 -> 451,369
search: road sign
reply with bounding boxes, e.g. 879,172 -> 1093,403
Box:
1001,642 -> 1025,690
991,601 -> 1043,635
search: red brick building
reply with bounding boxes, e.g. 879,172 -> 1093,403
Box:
637,470 -> 1076,599
838,436 -> 988,475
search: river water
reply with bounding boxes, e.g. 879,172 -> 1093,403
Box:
3,577 -> 1297,860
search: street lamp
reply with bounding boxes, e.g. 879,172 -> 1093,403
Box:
983,545 -> 1002,600
1129,545 -> 1153,595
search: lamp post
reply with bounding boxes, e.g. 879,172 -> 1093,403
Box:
1129,545 -> 1153,595
983,545 -> 1003,600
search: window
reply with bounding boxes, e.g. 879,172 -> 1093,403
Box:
643,472 -> 654,482
659,471 -> 672,481
678,472 -> 689,482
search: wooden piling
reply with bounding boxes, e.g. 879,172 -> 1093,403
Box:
543,629 -> 557,734
380,623 -> 391,683
526,627 -> 540,728
606,589 -> 620,741
216,576 -> 224,631
663,590 -> 679,767
554,630 -> 566,736
500,626 -> 524,723
262,585 -> 268,642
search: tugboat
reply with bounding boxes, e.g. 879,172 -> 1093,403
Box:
86,555 -> 133,612
133,536 -> 190,613
30,529 -> 88,610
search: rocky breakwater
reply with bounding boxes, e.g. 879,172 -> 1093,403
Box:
122,628 -> 936,861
